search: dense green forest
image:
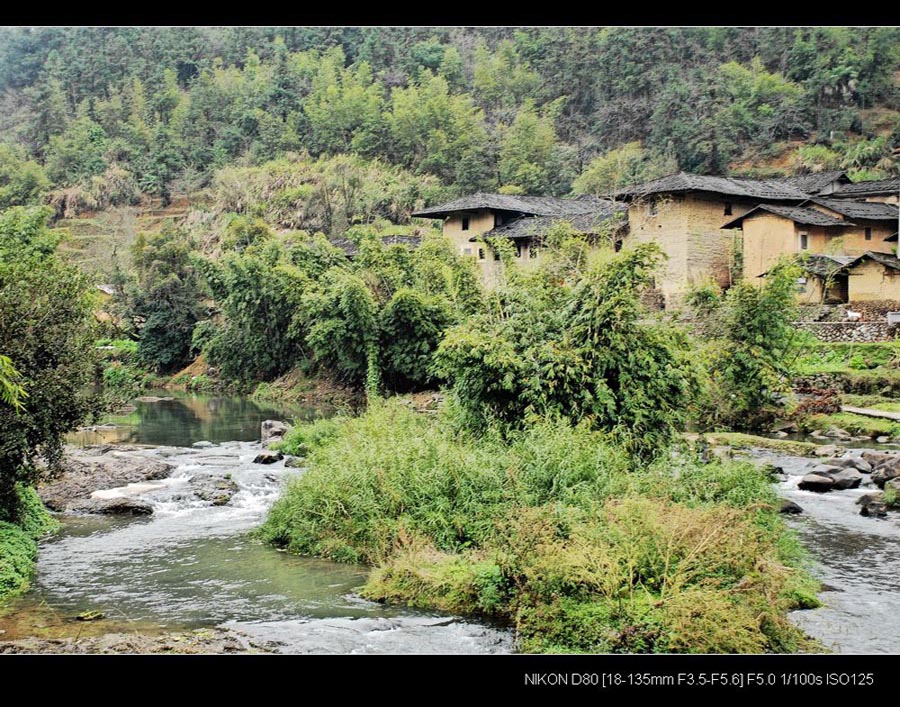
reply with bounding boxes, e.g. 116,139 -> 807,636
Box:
1,26 -> 899,211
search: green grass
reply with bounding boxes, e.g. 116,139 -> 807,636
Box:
699,432 -> 821,456
841,395 -> 900,412
794,342 -> 900,376
259,400 -> 820,654
0,485 -> 58,603
800,412 -> 900,438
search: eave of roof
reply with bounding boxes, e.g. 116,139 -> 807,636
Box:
806,197 -> 899,222
613,171 -> 811,202
831,178 -> 900,198
722,204 -> 851,229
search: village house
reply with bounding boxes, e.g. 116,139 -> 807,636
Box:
409,172 -> 898,303
411,193 -> 625,285
613,173 -> 813,307
724,199 -> 899,284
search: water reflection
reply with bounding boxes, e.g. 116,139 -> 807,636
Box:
68,391 -> 335,447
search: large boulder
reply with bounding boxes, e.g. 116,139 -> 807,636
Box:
69,497 -> 154,515
861,450 -> 897,467
829,456 -> 873,474
191,476 -> 240,506
813,444 -> 843,458
857,492 -> 888,518
826,468 -> 864,490
871,465 -> 900,489
798,474 -> 835,492
261,420 -> 292,445
823,426 -> 852,440
779,500 -> 804,514
39,447 -> 174,513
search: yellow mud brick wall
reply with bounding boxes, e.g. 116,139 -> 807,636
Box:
849,260 -> 900,301
626,194 -> 746,306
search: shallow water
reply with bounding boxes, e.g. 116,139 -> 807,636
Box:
3,399 -> 513,654
754,449 -> 900,654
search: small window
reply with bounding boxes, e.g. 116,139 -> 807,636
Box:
493,249 -> 501,261
515,243 -> 522,258
494,213 -> 503,227
463,247 -> 472,256
724,202 -> 732,216
800,232 -> 808,250
461,216 -> 470,231
478,248 -> 485,260
865,228 -> 872,241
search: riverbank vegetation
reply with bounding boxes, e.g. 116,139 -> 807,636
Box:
262,401 -> 818,653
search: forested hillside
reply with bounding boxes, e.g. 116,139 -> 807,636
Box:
1,26 -> 899,212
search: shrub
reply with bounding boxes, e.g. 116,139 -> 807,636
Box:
260,401 -> 818,653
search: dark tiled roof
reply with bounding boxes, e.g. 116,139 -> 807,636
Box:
831,178 -> 900,198
614,172 -> 811,201
469,212 -> 625,242
412,192 -> 622,218
792,253 -> 857,278
331,234 -> 422,257
848,251 -> 900,272
809,198 -> 899,222
722,204 -> 850,229
778,170 -> 850,194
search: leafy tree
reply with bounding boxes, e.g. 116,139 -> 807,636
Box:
44,115 -> 108,184
0,206 -> 96,518
123,225 -> 206,373
194,239 -> 308,382
0,144 -> 50,208
499,100 -> 572,194
572,141 -> 676,195
694,259 -> 802,429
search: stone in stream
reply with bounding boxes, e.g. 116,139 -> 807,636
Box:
68,497 -> 154,515
253,451 -> 283,465
192,440 -> 216,449
857,492 -> 888,518
829,457 -> 873,474
773,431 -> 789,438
283,456 -> 304,468
862,450 -> 896,465
826,468 -> 864,490
877,435 -> 890,444
192,477 -> 240,506
871,464 -> 900,489
134,396 -> 174,403
798,474 -> 835,492
39,447 -> 174,513
779,500 -> 804,514
261,420 -> 292,445
814,444 -> 843,458
823,426 -> 852,440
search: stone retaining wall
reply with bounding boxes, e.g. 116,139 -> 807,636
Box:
793,321 -> 899,342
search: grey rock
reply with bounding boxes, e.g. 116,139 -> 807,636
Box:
871,465 -> 900,489
283,456 -> 304,468
823,426 -> 852,440
774,431 -> 789,438
829,457 -> 873,473
798,474 -> 835,492
261,420 -> 292,445
39,447 -> 173,513
779,500 -> 804,514
877,436 -> 891,444
862,450 -> 896,466
69,497 -> 154,515
813,444 -> 843,458
827,468 -> 864,490
253,451 -> 283,465
810,464 -> 842,475
135,396 -> 174,403
192,441 -> 215,449
191,476 -> 240,506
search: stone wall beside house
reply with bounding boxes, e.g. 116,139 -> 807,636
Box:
793,321 -> 899,342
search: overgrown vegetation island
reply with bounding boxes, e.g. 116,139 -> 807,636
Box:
2,27 -> 900,653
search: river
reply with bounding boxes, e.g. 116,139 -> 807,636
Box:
2,392 -> 897,653
0,392 -> 513,654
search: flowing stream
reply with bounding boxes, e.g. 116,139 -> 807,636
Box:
0,392 -> 513,654
2,392 -> 897,653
